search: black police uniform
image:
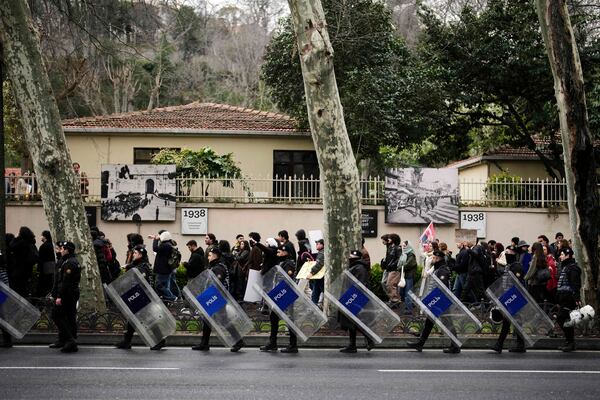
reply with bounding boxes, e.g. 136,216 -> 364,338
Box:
407,257 -> 461,353
115,257 -> 152,349
192,257 -> 245,352
339,256 -> 374,353
492,260 -> 527,353
50,252 -> 81,352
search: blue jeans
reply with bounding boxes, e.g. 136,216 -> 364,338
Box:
399,278 -> 414,312
310,278 -> 324,305
169,271 -> 180,298
155,273 -> 176,301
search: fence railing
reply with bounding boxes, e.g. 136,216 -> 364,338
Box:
4,174 -> 590,208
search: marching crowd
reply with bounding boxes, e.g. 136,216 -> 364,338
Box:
0,226 -> 584,355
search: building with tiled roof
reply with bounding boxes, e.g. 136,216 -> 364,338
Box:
63,102 -> 318,193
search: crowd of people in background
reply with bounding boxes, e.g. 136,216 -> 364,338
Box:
0,225 -> 582,353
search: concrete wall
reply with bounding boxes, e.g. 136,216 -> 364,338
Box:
7,202 -> 571,266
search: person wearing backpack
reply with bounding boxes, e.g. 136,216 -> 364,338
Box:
150,231 -> 177,301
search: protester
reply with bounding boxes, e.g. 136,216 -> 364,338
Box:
150,231 -> 177,301
380,233 -> 401,297
125,233 -> 144,265
453,241 -> 470,300
360,237 -> 371,267
524,242 -> 551,303
183,240 -> 205,280
306,238 -> 325,306
37,230 -> 56,297
543,244 -> 558,304
550,232 -> 564,258
246,232 -> 264,272
233,240 -> 250,300
1,249 -> 13,348
397,240 -> 417,315
295,229 -> 312,273
555,247 -> 581,352
8,226 -> 38,297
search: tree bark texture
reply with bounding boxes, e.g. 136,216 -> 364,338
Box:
287,0 -> 362,308
0,0 -> 106,312
536,0 -> 600,308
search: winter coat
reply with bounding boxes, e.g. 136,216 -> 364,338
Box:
381,244 -> 401,272
185,248 -> 205,279
152,239 -> 174,275
557,258 -> 581,301
245,245 -> 263,271
255,242 -> 279,276
397,245 -> 417,279
51,253 -> 81,301
454,247 -> 470,274
310,249 -> 325,275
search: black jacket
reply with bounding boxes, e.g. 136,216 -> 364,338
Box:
152,239 -> 173,275
432,259 -> 451,288
185,248 -> 205,279
454,247 -> 470,274
310,249 -> 325,275
52,254 -> 81,300
381,244 -> 401,271
38,241 -> 56,265
9,235 -> 38,282
256,242 -> 279,276
126,258 -> 152,284
557,258 -> 582,301
209,258 -> 230,292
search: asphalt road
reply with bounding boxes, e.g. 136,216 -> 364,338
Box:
1,345 -> 599,399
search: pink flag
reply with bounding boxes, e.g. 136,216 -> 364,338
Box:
419,222 -> 436,243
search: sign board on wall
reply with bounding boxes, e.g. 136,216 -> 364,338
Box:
181,208 -> 208,235
460,211 -> 486,238
455,229 -> 478,245
361,210 -> 378,238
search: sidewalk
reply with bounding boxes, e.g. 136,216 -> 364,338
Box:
15,332 -> 600,350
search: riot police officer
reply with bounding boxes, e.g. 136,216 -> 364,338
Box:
49,241 -> 81,353
115,245 -> 153,350
407,250 -> 461,353
192,247 -> 245,352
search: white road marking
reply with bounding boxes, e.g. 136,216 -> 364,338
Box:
378,369 -> 600,374
0,367 -> 180,370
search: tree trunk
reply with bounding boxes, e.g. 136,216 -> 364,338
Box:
0,0 -> 106,313
536,0 -> 600,309
287,0 -> 362,313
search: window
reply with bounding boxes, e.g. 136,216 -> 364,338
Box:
133,148 -> 180,164
273,150 -> 320,198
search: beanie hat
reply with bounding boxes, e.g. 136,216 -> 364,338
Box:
159,231 -> 172,242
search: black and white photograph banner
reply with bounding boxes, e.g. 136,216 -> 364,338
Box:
385,168 -> 459,224
101,164 -> 177,221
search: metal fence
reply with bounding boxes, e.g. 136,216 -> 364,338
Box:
3,174 -> 587,208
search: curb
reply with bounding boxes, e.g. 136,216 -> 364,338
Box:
13,333 -> 600,350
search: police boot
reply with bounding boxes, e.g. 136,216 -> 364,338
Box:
491,342 -> 503,354
259,341 -> 278,352
280,345 -> 298,354
230,340 -> 245,353
150,339 -> 166,351
508,345 -> 526,353
339,345 -> 358,353
115,340 -> 132,350
60,341 -> 78,353
559,342 -> 575,352
365,338 -> 375,351
443,345 -> 461,354
49,341 -> 65,349
406,339 -> 424,352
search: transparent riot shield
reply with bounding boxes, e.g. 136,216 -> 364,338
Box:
0,281 -> 41,339
253,265 -> 327,342
409,274 -> 483,347
325,270 -> 401,344
183,269 -> 253,348
485,271 -> 555,347
104,269 -> 176,348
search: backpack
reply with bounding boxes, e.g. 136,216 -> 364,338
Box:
102,245 -> 113,263
168,246 -> 182,270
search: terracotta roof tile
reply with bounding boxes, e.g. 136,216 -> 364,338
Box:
62,102 -> 308,133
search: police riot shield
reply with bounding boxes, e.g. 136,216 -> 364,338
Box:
183,269 -> 253,348
104,269 -> 176,348
325,270 -> 401,344
485,271 -> 555,347
409,274 -> 483,347
253,265 -> 327,342
0,281 -> 41,339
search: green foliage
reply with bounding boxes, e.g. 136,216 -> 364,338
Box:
151,147 -> 244,196
262,0 -> 417,166
485,171 -> 523,207
408,0 -> 600,171
369,263 -> 387,301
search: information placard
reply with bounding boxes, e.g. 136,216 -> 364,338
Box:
181,208 -> 208,235
460,211 -> 486,238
